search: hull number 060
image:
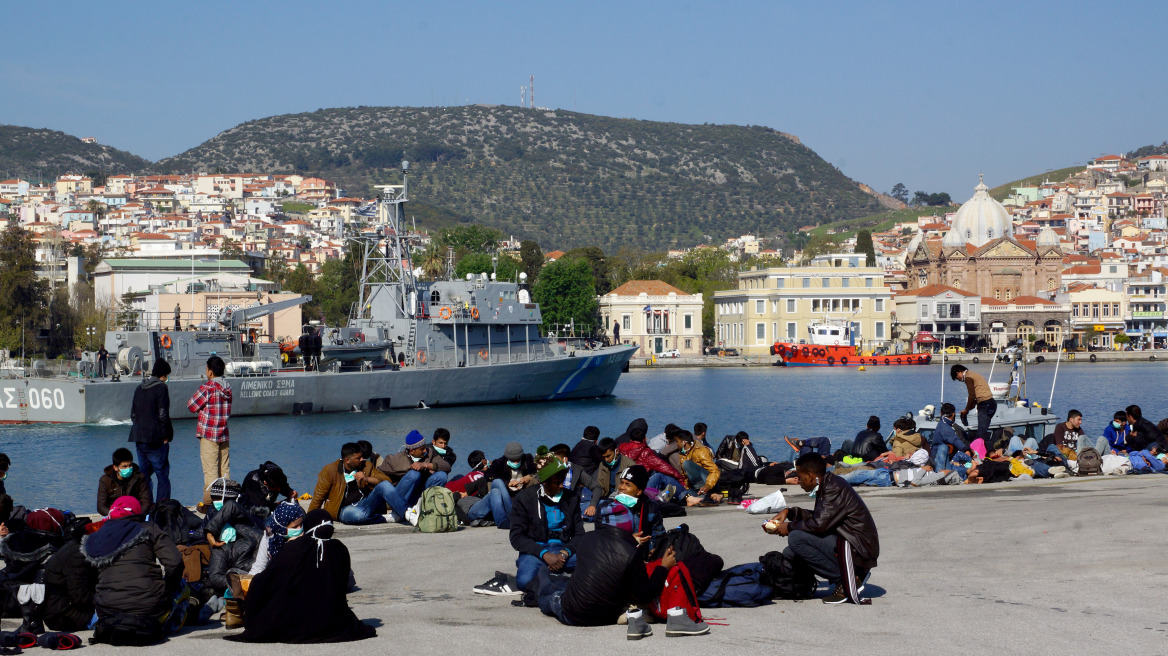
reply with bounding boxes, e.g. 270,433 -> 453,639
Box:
4,387 -> 66,410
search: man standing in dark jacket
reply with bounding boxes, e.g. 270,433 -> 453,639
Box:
768,453 -> 879,605
97,448 -> 153,517
474,459 -> 584,597
129,360 -> 173,502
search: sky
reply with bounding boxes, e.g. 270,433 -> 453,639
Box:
3,1 -> 1166,199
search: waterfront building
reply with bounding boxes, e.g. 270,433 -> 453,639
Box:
1124,269 -> 1167,349
713,265 -> 893,357
980,296 -> 1069,350
599,281 -> 703,358
1067,283 -> 1127,349
891,284 -> 980,353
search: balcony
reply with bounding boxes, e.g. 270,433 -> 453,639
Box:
646,327 -> 672,335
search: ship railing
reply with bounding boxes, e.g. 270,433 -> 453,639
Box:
107,309 -> 259,332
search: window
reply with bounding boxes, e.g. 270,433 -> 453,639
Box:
756,322 -> 766,342
875,321 -> 885,339
786,299 -> 796,313
967,303 -> 975,317
865,277 -> 873,288
1110,265 -> 1118,274
1113,303 -> 1120,316
803,278 -> 810,288
776,278 -> 785,288
684,338 -> 692,349
822,278 -> 830,287
755,300 -> 765,314
1072,303 -> 1079,317
938,303 -> 948,318
832,299 -> 841,312
684,314 -> 693,330
786,322 -> 797,338
812,299 -> 821,312
1092,303 -> 1100,318
622,315 -> 631,330
854,299 -> 862,312
875,298 -> 884,312
772,322 -> 777,340
842,277 -> 850,288
921,304 -> 929,318
950,303 -> 961,318
1103,304 -> 1109,317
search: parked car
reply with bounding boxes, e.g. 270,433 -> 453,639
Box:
944,346 -> 966,354
718,348 -> 740,357
661,349 -> 680,358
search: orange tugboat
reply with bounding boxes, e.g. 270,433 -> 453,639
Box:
770,319 -> 932,367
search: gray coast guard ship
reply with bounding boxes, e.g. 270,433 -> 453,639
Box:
0,165 -> 636,424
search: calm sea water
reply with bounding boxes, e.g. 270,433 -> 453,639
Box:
2,361 -> 1164,513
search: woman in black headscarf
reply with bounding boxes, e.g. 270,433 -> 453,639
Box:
224,509 -> 375,643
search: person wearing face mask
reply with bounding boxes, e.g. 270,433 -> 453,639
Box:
309,443 -> 397,525
431,428 -> 457,469
376,429 -> 452,508
249,501 -> 305,576
97,447 -> 154,517
474,458 -> 584,599
595,438 -> 637,501
546,443 -> 604,520
765,453 -> 879,605
594,465 -> 664,559
200,479 -> 261,601
1103,410 -> 1130,454
675,431 -> 721,507
465,442 -> 536,529
241,461 -> 297,518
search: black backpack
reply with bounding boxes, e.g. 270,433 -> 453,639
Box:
651,523 -> 705,562
90,613 -> 163,646
759,550 -> 818,600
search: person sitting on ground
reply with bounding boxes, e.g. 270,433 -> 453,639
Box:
930,403 -> 972,470
241,461 -> 297,518
596,438 -> 637,502
40,515 -> 98,632
951,364 -> 996,450
249,501 -> 305,575
715,430 -> 767,480
225,509 -> 376,644
785,436 -> 833,459
546,443 -> 604,519
569,425 -> 603,476
1103,411 -> 1130,454
308,443 -> 398,525
446,450 -> 491,518
201,478 -> 262,597
465,442 -> 537,529
97,447 -> 154,517
653,424 -> 685,471
0,508 -> 69,633
889,417 -> 926,458
621,425 -> 687,499
767,453 -> 880,605
357,440 -> 380,467
615,417 -> 649,446
81,496 -> 186,632
1126,405 -> 1167,453
841,416 -> 886,463
593,465 -> 665,559
675,430 -> 722,506
474,458 -> 584,598
693,422 -> 711,447
432,428 -> 457,470
377,429 -> 452,508
0,453 -> 10,498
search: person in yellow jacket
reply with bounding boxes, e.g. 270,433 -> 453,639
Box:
675,430 -> 721,507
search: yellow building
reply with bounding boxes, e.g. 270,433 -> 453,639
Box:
714,266 -> 893,357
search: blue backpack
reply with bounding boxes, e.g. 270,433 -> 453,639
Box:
697,563 -> 774,608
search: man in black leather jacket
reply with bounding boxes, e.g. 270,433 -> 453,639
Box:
768,453 -> 880,605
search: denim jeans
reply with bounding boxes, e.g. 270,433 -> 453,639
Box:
949,451 -> 971,480
784,530 -> 840,583
798,437 -> 832,458
1006,436 -> 1040,453
536,567 -> 573,625
682,460 -> 708,491
467,479 -> 513,528
516,543 -> 577,591
1076,435 -> 1110,456
974,399 -> 997,445
337,480 -> 409,525
646,472 -> 685,499
135,443 -> 171,503
840,468 -> 893,487
394,469 -> 449,507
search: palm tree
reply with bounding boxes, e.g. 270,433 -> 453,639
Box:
84,200 -> 106,222
417,244 -> 445,280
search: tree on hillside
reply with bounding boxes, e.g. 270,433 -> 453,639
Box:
800,233 -> 840,263
261,257 -> 290,287
0,227 -> 50,353
454,252 -> 520,282
434,225 -> 503,257
912,191 -> 952,207
563,246 -> 612,294
889,183 -> 909,205
221,238 -> 246,261
855,230 -> 876,266
519,240 -> 543,283
533,257 -> 598,334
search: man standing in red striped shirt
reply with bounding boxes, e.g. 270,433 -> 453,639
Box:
187,355 -> 232,509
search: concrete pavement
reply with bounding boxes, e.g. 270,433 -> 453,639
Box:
18,474 -> 1168,654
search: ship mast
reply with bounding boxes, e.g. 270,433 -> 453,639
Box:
355,161 -> 416,324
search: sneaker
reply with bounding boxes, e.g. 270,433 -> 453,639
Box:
665,610 -> 710,637
473,572 -> 522,596
784,436 -> 803,452
383,511 -> 398,523
469,518 -> 496,528
659,485 -> 678,503
822,585 -> 849,604
857,571 -> 870,594
510,589 -> 538,608
627,613 -> 653,640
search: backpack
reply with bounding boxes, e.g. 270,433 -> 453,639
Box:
1076,447 -> 1103,476
90,613 -> 164,646
759,550 -> 818,600
415,486 -> 458,533
651,523 -> 705,562
697,563 -> 774,608
715,468 -> 750,503
646,560 -> 703,622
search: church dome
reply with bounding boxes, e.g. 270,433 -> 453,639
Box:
1036,226 -> 1060,248
942,175 -> 1014,248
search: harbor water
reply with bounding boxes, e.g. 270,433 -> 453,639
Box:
1,361 -> 1163,513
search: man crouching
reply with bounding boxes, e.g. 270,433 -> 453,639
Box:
766,453 -> 879,604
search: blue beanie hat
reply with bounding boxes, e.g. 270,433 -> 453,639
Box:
404,429 -> 426,450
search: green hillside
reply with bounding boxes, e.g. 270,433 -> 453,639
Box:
155,105 -> 884,250
0,125 -> 151,181
988,165 -> 1083,200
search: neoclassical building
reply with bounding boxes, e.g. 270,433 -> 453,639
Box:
906,176 -> 1063,301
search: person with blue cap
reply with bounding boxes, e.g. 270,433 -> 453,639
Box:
377,429 -> 452,509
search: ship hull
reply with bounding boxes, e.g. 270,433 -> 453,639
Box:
0,346 -> 636,424
771,343 -> 932,367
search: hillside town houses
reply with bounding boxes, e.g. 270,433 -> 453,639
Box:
2,148 -> 1167,355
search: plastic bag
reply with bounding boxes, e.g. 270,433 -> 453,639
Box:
744,489 -> 786,514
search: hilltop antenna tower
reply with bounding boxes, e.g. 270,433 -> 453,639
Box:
521,85 -> 526,107
530,75 -> 534,109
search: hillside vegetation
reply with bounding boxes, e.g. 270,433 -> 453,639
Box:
988,165 -> 1083,200
156,105 -> 884,250
0,125 -> 151,180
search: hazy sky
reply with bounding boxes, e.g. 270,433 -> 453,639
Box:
3,1 -> 1165,198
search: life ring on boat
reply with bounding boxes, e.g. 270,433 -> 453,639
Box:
439,306 -> 452,320
801,347 -> 810,358
479,349 -> 488,360
160,334 -> 172,349
972,357 -> 979,364
817,347 -> 826,357
917,355 -> 925,364
883,357 -> 891,365
826,356 -> 836,366
471,307 -> 479,320
281,352 -> 290,364
417,350 -> 427,364
840,357 -> 848,366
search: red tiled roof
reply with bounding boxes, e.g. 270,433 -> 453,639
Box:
898,284 -> 977,298
606,280 -> 689,296
1012,295 -> 1057,306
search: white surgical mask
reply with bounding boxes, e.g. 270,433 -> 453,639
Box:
212,500 -> 224,511
286,527 -> 303,538
343,471 -> 356,484
808,479 -> 820,499
507,460 -> 521,470
433,446 -> 447,455
614,493 -> 638,508
545,491 -> 563,503
410,455 -> 423,463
